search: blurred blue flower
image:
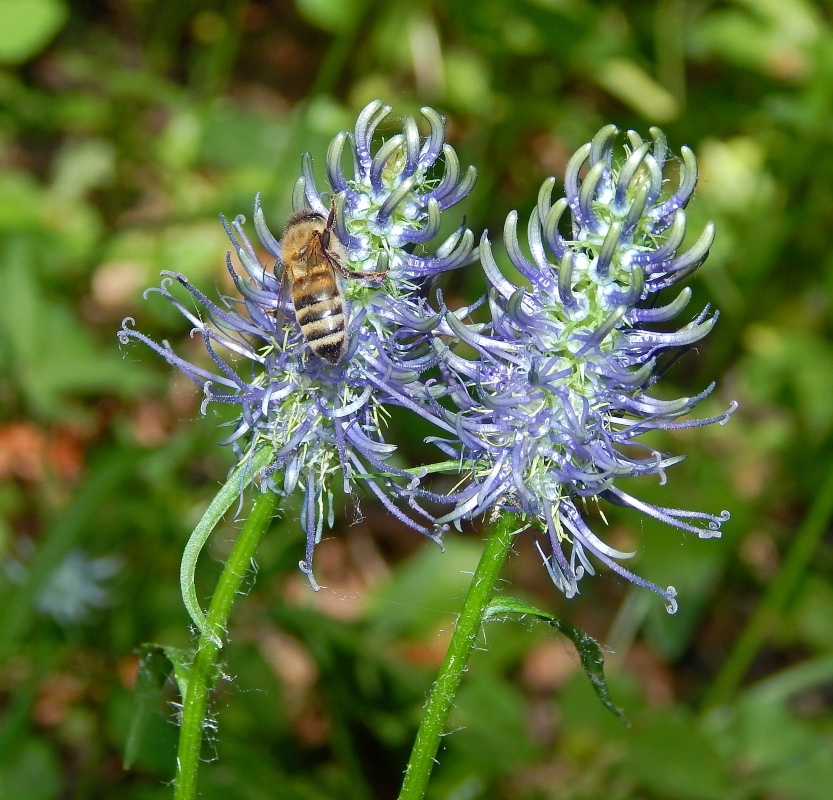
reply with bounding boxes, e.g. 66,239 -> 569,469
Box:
430,125 -> 735,612
120,102 -> 476,587
37,549 -> 121,625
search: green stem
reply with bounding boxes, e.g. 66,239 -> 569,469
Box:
398,512 -> 517,800
174,489 -> 278,800
703,458 -> 833,710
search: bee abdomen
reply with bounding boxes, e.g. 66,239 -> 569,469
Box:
295,297 -> 341,324
294,294 -> 347,365
308,329 -> 347,365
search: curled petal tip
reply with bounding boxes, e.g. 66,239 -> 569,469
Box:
720,401 -> 739,424
326,130 -> 351,193
589,123 -> 619,167
299,561 -> 321,592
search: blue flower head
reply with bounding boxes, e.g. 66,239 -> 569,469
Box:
120,102 -> 476,588
308,99 -> 477,280
432,125 -> 735,613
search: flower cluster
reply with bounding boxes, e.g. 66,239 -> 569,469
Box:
428,125 -> 734,612
314,99 -> 477,279
123,103 -> 733,611
120,101 -> 477,587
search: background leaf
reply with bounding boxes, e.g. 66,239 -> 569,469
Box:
0,0 -> 68,65
123,644 -> 192,770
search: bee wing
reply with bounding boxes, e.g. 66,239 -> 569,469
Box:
274,258 -> 292,332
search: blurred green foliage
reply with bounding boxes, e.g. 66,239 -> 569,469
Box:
1,0 -> 833,797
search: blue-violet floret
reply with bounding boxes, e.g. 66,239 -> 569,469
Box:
119,101 -> 477,588
429,125 -> 735,613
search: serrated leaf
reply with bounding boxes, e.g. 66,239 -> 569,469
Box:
123,643 -> 193,770
485,595 -> 627,725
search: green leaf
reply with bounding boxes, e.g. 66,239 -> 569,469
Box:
0,237 -> 155,418
446,671 -> 540,776
485,595 -> 627,724
294,0 -> 363,33
0,737 -> 61,800
792,576 -> 833,649
0,0 -> 68,65
124,644 -> 193,770
200,104 -> 289,170
624,709 -> 734,800
368,536 -> 484,641
594,58 -> 679,123
743,653 -> 833,708
180,447 -> 274,642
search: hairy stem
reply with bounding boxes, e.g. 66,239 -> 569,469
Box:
398,511 -> 516,800
174,489 -> 278,800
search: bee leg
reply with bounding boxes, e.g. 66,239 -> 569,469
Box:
331,256 -> 388,283
349,269 -> 389,282
321,200 -> 388,283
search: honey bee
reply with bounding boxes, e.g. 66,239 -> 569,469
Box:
277,201 -> 387,365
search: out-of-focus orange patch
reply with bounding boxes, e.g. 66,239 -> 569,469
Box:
0,423 -> 87,483
33,674 -> 85,727
168,372 -> 200,415
243,2 -> 271,32
293,705 -> 330,748
91,260 -> 149,310
131,399 -> 169,447
623,642 -> 675,707
118,654 -> 140,691
239,624 -> 329,748
732,450 -> 773,500
282,573 -> 367,621
521,639 -> 579,693
49,427 -> 85,481
0,423 -> 47,481
767,48 -> 807,82
256,627 -> 318,710
260,34 -> 311,79
396,625 -> 453,667
739,530 -> 781,583
530,132 -> 572,177
527,697 -> 558,744
346,528 -> 390,587
606,525 -> 637,557
282,534 -> 390,622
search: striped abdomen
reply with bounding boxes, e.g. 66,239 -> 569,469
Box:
292,261 -> 346,365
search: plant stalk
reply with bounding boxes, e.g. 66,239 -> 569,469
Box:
174,489 -> 278,800
398,511 -> 516,800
